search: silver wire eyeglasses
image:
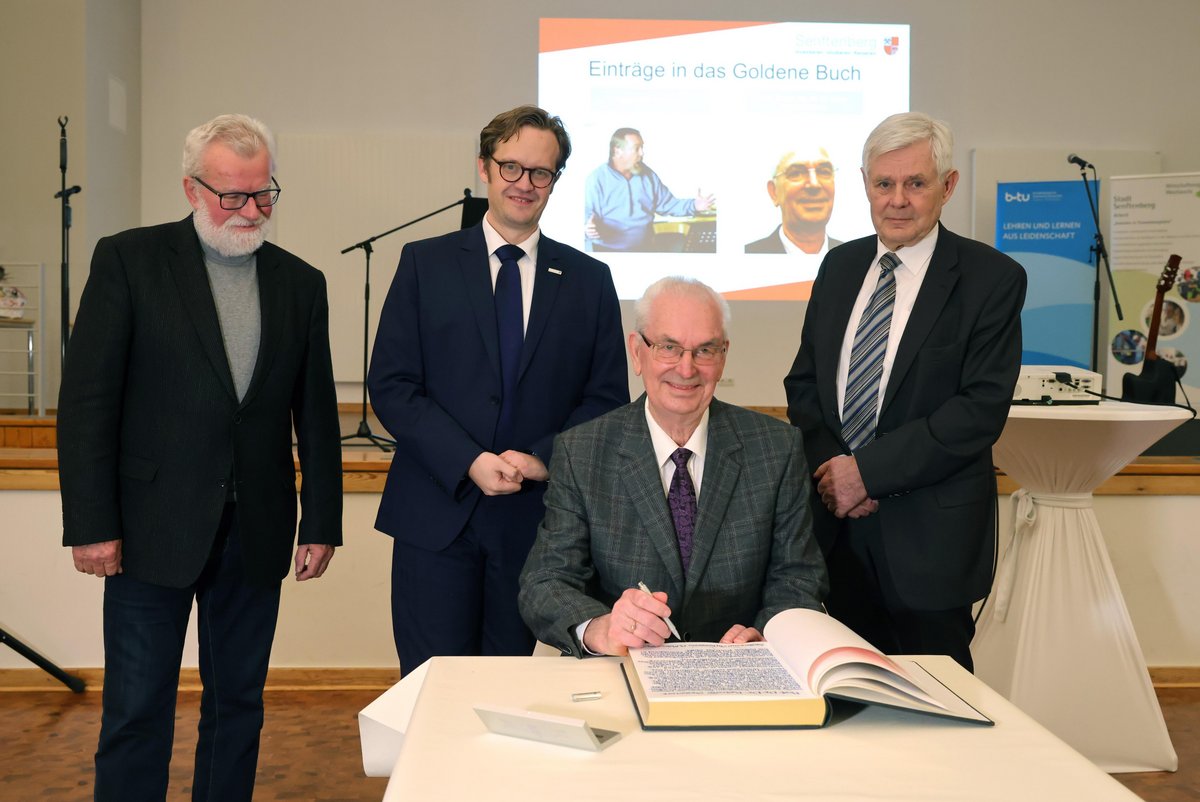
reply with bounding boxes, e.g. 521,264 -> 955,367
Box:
638,332 -> 727,365
775,162 -> 836,184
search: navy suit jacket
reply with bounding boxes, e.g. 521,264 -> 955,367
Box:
368,223 -> 629,551
58,217 -> 343,588
784,225 -> 1026,609
518,397 -> 827,656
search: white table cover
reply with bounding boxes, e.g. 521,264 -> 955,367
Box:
972,400 -> 1190,772
366,655 -> 1139,801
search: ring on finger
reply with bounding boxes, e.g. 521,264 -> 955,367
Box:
629,619 -> 636,633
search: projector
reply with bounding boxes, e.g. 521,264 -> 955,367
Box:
1012,365 -> 1101,405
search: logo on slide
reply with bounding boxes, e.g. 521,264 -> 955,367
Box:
1004,191 -> 1031,203
883,36 -> 900,55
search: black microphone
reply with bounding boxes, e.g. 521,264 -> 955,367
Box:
58,115 -> 69,171
1067,153 -> 1093,169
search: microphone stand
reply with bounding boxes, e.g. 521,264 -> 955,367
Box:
7,117 -> 90,693
1076,162 -> 1122,374
0,627 -> 86,692
338,188 -> 475,451
54,116 -> 82,370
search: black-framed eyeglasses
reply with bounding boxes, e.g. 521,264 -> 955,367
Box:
638,332 -> 727,366
493,160 -> 560,189
191,175 -> 282,210
775,162 -> 836,184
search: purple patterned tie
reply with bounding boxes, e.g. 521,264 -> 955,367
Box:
668,448 -> 697,574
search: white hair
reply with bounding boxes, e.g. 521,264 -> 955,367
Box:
635,276 -> 731,336
182,113 -> 276,178
861,112 -> 954,179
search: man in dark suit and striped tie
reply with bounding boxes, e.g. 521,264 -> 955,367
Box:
519,277 -> 827,656
784,112 -> 1026,671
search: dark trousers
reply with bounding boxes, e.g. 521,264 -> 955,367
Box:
390,495 -> 536,676
94,504 -> 282,802
822,514 -> 977,672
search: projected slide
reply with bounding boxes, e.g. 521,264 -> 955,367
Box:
538,19 -> 909,300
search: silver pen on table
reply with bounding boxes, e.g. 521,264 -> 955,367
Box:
637,581 -> 682,641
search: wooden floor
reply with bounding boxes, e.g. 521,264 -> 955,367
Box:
0,686 -> 1197,800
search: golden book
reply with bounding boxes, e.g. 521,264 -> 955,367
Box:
621,608 -> 992,729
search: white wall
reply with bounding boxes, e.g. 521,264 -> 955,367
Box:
3,489 -> 1197,669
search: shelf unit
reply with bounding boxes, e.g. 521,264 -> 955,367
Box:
0,262 -> 45,416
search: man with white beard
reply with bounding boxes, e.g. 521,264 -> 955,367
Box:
57,113 -> 342,801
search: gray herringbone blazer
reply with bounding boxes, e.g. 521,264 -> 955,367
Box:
518,396 -> 827,656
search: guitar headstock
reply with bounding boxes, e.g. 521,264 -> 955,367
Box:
1158,254 -> 1182,292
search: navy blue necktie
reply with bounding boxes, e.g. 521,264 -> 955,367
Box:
494,244 -> 525,450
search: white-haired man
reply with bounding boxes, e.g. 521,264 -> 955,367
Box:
520,277 -> 827,656
784,112 -> 1026,671
58,113 -> 342,800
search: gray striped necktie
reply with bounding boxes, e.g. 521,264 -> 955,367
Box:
842,251 -> 900,452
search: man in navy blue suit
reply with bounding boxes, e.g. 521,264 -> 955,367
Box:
368,106 -> 629,674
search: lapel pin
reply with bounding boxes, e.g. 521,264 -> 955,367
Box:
547,267 -> 563,275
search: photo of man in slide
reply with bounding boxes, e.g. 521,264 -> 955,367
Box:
584,127 -> 715,252
745,145 -> 842,256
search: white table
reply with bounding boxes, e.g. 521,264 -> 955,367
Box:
362,655 -> 1138,801
972,400 -> 1190,772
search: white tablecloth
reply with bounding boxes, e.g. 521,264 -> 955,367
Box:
972,400 -> 1190,772
363,655 -> 1138,801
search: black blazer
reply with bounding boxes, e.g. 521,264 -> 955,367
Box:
58,216 -> 343,588
744,226 -> 842,254
367,223 -> 629,552
784,225 -> 1026,609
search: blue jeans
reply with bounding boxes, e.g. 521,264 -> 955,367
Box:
94,504 -> 282,802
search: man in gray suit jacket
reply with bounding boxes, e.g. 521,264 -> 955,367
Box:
520,277 -> 827,656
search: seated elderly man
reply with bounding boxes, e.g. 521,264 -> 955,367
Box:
519,276 -> 827,656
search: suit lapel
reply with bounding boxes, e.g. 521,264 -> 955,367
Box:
458,226 -> 502,381
616,400 -> 686,596
239,244 -> 282,409
882,224 -> 960,411
519,235 -> 565,380
685,400 -> 741,597
166,217 -> 238,401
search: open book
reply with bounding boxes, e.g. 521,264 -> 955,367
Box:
620,608 -> 992,729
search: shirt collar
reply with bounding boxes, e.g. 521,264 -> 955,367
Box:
644,401 -> 709,466
482,215 -> 540,262
876,223 -> 938,276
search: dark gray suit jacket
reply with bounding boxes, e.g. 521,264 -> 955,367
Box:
518,396 -> 828,656
784,224 -> 1026,609
58,216 -> 342,588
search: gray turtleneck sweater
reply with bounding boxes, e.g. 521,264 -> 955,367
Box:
198,237 -> 261,402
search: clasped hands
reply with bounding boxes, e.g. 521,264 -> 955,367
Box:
582,586 -> 762,656
814,454 -> 879,518
468,450 -> 547,495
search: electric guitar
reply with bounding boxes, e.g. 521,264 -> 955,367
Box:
1122,254 -> 1183,404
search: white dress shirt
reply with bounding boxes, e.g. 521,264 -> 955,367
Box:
835,225 -> 940,425
481,216 -> 537,332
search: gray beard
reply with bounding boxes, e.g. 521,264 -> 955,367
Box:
193,202 -> 269,258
